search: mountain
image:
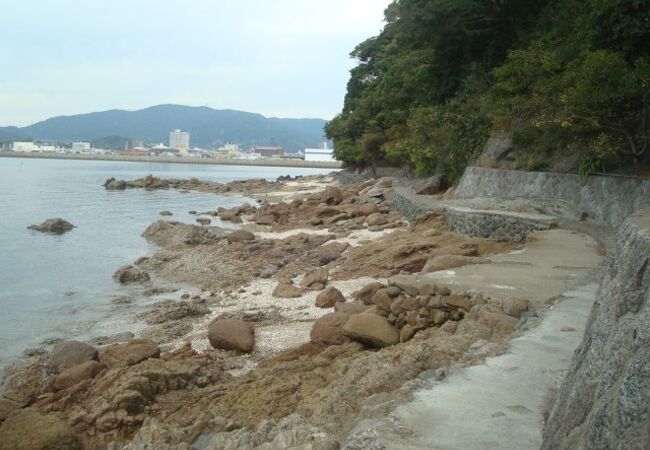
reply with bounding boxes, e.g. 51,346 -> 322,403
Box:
0,105 -> 327,152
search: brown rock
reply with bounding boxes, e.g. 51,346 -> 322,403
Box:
320,186 -> 343,205
310,312 -> 350,345
196,217 -> 211,225
400,324 -> 417,342
0,408 -> 81,450
353,203 -> 380,217
49,341 -> 98,373
227,230 -> 255,243
343,313 -> 399,347
112,265 -> 150,284
372,289 -> 394,312
353,282 -> 386,305
100,339 -> 160,369
315,287 -> 346,308
254,213 -> 276,225
366,213 -> 388,226
272,283 -> 305,298
422,255 -> 488,273
208,318 -> 255,352
301,268 -> 329,288
501,297 -> 529,318
412,175 -> 446,195
334,301 -> 368,314
442,294 -> 473,311
54,360 -> 103,391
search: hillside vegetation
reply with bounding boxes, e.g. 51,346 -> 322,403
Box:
326,0 -> 650,181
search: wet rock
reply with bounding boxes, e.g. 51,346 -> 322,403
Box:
159,210 -> 173,216
49,340 -> 98,373
310,313 -> 351,345
196,217 -> 211,225
27,218 -> 74,235
113,265 -> 150,284
320,186 -> 343,205
301,268 -> 329,288
227,230 -> 255,243
208,318 -> 255,353
315,287 -> 346,308
104,177 -> 127,190
54,360 -> 104,391
272,283 -> 305,298
422,255 -> 488,273
100,339 -> 161,369
88,332 -> 135,346
0,408 -> 81,450
343,313 -> 399,347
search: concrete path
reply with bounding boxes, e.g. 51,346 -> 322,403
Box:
391,283 -> 598,449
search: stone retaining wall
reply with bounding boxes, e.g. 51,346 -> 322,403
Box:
444,208 -> 555,243
456,167 -> 650,227
542,208 -> 650,449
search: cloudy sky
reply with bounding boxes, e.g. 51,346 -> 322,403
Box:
0,0 -> 391,127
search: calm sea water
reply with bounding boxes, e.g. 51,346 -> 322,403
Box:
0,157 -> 333,375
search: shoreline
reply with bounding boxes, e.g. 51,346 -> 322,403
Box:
0,150 -> 343,169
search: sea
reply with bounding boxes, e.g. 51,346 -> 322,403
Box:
0,157 -> 334,376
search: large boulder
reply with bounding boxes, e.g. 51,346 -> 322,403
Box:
0,408 -> 81,450
320,186 -> 343,205
272,283 -> 305,298
54,360 -> 103,391
142,220 -> 228,248
113,265 -> 150,284
353,202 -> 380,217
49,340 -> 98,373
310,313 -> 351,346
227,230 -> 255,243
343,313 -> 399,348
104,177 -> 127,190
301,268 -> 329,288
366,213 -> 388,227
353,282 -> 386,305
27,218 -> 74,235
100,339 -> 160,369
208,318 -> 255,353
422,255 -> 488,273
315,287 -> 346,308
411,175 -> 447,195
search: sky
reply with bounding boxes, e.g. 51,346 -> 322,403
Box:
0,0 -> 391,127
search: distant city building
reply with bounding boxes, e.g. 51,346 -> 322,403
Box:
72,142 -> 91,151
250,146 -> 284,158
11,142 -> 40,152
169,129 -> 190,154
304,143 -> 335,162
132,139 -> 144,149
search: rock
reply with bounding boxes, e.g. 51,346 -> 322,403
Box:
27,218 -> 74,235
314,242 -> 349,265
353,282 -> 386,305
366,213 -> 388,226
142,220 -> 228,248
0,408 -> 81,450
139,301 -> 209,324
100,339 -> 160,369
334,301 -> 368,314
254,213 -> 277,225
411,175 -> 447,195
272,283 -> 305,298
315,287 -> 346,308
400,324 -> 417,342
104,177 -> 127,190
343,313 -> 399,347
87,331 -> 135,346
113,265 -> 150,284
301,268 -> 329,288
159,210 -> 173,216
54,360 -> 103,391
501,297 -> 529,318
353,202 -> 380,217
422,255 -> 488,273
320,186 -> 343,205
227,230 -> 255,243
208,318 -> 255,353
310,313 -> 351,345
49,340 -> 98,373
259,267 -> 277,279
196,217 -> 211,225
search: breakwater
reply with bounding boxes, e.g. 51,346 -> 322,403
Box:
0,151 -> 343,170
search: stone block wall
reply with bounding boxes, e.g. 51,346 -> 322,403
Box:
456,167 -> 650,228
444,208 -> 554,243
542,208 -> 650,449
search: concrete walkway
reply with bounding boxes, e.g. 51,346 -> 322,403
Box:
392,283 -> 598,449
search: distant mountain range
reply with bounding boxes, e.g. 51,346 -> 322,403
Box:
0,104 -> 328,152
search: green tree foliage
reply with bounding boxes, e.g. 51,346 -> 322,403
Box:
327,0 -> 650,179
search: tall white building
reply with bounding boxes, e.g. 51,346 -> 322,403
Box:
304,142 -> 335,162
169,129 -> 190,154
72,142 -> 91,151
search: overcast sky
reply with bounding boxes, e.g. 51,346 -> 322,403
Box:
0,0 -> 391,127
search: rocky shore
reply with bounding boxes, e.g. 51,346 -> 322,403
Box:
0,170 -> 609,449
